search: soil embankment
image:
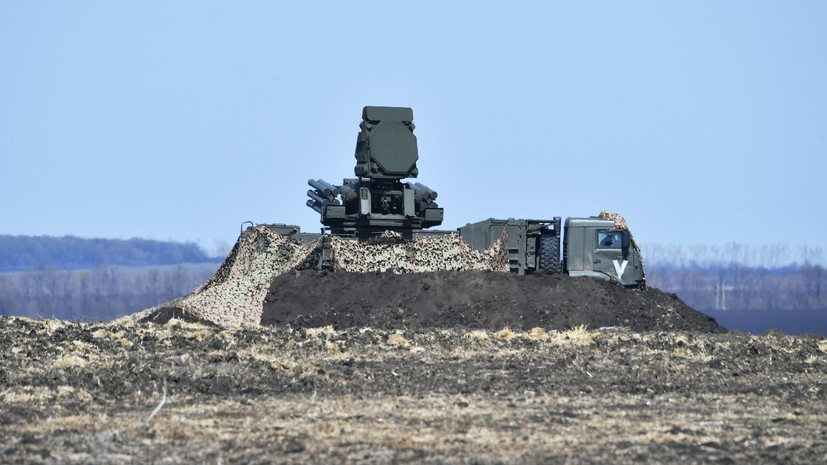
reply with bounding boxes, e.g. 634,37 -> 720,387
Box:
137,225 -> 723,333
260,270 -> 724,333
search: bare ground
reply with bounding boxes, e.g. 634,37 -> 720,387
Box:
1,316 -> 826,464
258,271 -> 723,333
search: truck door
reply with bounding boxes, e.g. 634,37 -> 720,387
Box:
593,229 -> 630,282
564,218 -> 646,288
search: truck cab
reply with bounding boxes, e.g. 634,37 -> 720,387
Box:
457,216 -> 646,288
563,217 -> 645,288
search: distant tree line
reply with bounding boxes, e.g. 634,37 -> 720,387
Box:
640,242 -> 826,313
0,236 -> 824,321
0,264 -> 217,321
0,235 -> 219,272
641,242 -> 826,269
2,261 -> 822,322
647,264 -> 826,312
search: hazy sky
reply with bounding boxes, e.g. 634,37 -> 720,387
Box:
2,2 -> 825,256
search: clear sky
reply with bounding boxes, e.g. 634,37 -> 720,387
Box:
2,2 -> 825,258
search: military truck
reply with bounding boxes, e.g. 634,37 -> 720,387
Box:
283,106 -> 645,289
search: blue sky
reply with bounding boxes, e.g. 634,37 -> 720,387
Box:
2,1 -> 825,258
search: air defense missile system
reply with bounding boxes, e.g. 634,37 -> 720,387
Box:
272,106 -> 646,289
306,106 -> 444,235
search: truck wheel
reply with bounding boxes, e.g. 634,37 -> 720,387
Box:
539,235 -> 562,274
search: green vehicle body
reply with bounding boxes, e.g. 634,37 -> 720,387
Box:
295,106 -> 646,288
563,217 -> 645,287
456,217 -> 645,288
307,106 -> 443,237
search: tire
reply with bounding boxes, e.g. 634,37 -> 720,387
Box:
539,235 -> 562,274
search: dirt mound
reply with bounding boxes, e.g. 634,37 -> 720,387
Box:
133,225 -> 723,333
261,270 -> 724,333
133,225 -> 512,327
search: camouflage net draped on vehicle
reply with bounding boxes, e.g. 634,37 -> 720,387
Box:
138,225 -> 320,326
329,231 -> 509,273
599,210 -> 646,278
134,225 -> 509,327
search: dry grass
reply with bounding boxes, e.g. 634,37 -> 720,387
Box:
2,318 -> 825,464
305,325 -> 337,338
387,330 -> 411,348
497,327 -> 515,340
54,354 -> 89,369
465,329 -> 491,342
7,391 -> 823,463
548,325 -> 600,346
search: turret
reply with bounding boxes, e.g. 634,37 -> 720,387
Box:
306,106 -> 444,237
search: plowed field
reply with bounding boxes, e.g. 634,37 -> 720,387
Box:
2,312 -> 825,464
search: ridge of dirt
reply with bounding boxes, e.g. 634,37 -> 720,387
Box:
131,225 -> 722,333
261,270 -> 724,333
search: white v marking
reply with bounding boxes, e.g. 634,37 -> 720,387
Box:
612,259 -> 628,278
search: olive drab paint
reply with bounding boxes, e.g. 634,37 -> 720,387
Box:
290,106 -> 646,288
306,106 -> 443,236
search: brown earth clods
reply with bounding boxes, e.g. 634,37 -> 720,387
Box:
135,224 -> 722,333
2,227 -> 825,463
1,318 -> 825,464
258,270 -> 723,333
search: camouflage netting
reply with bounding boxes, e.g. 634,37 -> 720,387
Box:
599,210 -> 646,279
135,225 -> 319,326
598,210 -> 629,232
329,231 -> 509,273
132,226 -> 509,327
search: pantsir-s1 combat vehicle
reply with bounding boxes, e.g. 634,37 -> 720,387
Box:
276,106 -> 645,289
